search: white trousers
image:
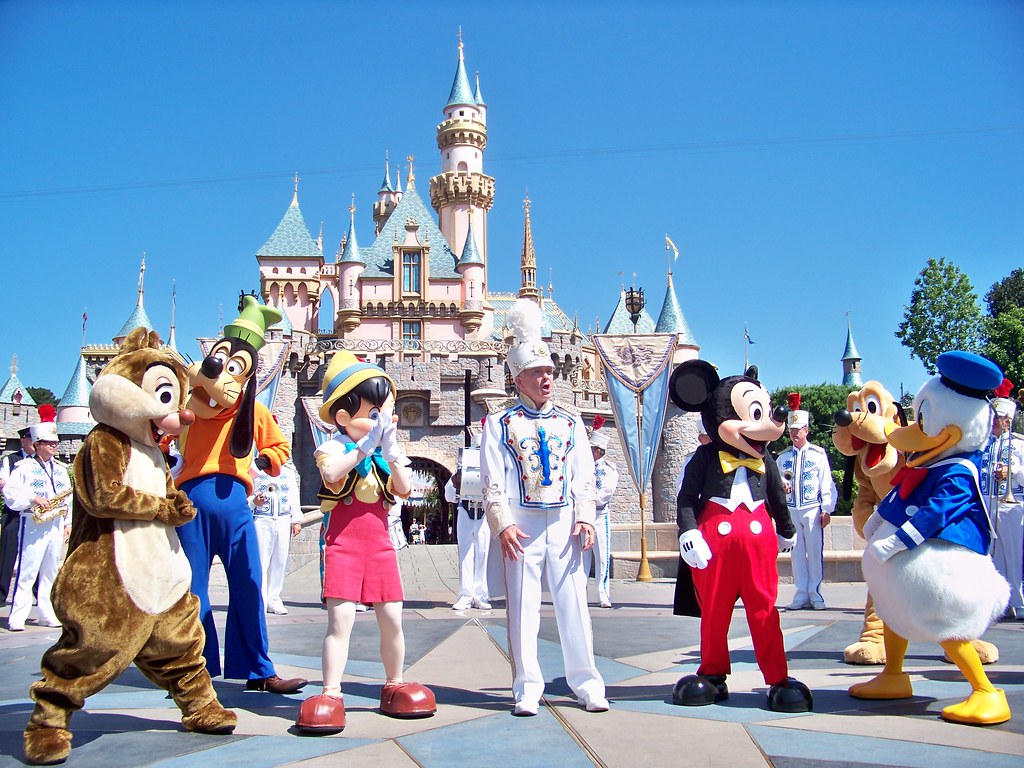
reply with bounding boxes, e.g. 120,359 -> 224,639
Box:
503,505 -> 605,706
8,514 -> 63,629
992,499 -> 1023,611
789,505 -> 825,605
456,507 -> 491,601
582,510 -> 611,605
254,515 -> 291,609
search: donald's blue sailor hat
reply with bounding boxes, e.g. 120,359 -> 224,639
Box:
936,351 -> 1003,400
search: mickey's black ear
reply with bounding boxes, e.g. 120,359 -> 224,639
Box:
669,360 -> 720,412
745,365 -> 759,382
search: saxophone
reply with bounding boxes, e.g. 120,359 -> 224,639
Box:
31,487 -> 73,524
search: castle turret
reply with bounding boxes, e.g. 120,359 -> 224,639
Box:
373,152 -> 400,236
655,268 -> 699,364
457,217 -> 485,333
56,355 -> 94,433
518,195 -> 541,302
113,255 -> 155,345
841,317 -> 863,387
336,196 -> 366,334
429,40 -> 494,285
256,176 -> 324,334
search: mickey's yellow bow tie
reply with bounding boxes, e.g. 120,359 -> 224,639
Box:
719,451 -> 765,475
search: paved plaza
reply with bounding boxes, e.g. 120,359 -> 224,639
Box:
1,544 -> 1022,767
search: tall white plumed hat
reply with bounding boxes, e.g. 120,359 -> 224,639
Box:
505,299 -> 551,378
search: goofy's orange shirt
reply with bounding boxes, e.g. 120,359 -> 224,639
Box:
177,401 -> 289,495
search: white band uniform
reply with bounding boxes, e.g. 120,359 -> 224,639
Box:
980,430 -> 1024,613
248,463 -> 303,614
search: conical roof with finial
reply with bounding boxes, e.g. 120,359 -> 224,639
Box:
842,321 -> 861,361
256,188 -> 321,259
458,219 -> 484,267
339,198 -> 364,265
0,364 -> 35,406
446,43 -> 475,108
116,257 -> 155,340
603,290 -> 656,334
58,355 -> 91,408
474,72 -> 486,106
655,272 -> 697,345
379,154 -> 394,193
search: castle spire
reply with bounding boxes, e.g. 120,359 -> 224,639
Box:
168,280 -> 177,352
379,151 -> 393,193
291,171 -> 300,206
518,194 -> 540,301
841,314 -> 863,387
446,29 -> 474,108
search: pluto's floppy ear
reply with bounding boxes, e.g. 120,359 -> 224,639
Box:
229,376 -> 257,459
669,360 -> 720,412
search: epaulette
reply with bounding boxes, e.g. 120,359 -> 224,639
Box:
485,397 -> 518,414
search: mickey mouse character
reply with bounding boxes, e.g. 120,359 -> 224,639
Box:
670,360 -> 813,713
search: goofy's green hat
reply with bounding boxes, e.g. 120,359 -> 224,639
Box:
225,295 -> 282,352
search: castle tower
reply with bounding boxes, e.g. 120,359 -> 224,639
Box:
256,175 -> 324,334
372,152 -> 400,236
56,355 -> 94,432
841,317 -> 863,387
336,195 -> 366,334
457,217 -> 485,333
518,195 -> 541,302
113,255 -> 155,345
655,266 -> 699,364
429,39 -> 494,284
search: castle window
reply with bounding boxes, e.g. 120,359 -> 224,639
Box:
402,321 -> 422,347
402,251 -> 422,294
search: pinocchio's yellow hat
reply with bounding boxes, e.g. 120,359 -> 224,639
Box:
319,351 -> 395,422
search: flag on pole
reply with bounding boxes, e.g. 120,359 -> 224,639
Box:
665,234 -> 680,261
744,324 -> 756,344
592,333 -> 678,492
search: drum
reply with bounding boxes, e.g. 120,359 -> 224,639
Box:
458,447 -> 482,501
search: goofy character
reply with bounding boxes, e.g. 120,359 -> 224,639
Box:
176,295 -> 306,694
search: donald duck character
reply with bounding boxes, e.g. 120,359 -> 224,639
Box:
850,351 -> 1011,725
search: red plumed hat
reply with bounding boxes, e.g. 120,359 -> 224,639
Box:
592,415 -> 606,432
994,378 -> 1014,398
787,393 -> 801,411
38,403 -> 56,423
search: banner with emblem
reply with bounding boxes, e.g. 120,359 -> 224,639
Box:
592,333 -> 678,492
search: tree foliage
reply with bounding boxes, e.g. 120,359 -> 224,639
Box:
26,387 -> 58,406
895,258 -> 982,374
767,382 -> 856,515
984,267 -> 1024,316
980,270 -> 1024,391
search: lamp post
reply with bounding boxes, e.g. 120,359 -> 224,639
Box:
623,285 -> 653,582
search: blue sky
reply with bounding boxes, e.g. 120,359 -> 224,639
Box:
1,0 -> 1021,404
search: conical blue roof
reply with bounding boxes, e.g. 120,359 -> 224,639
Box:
339,210 -> 364,265
0,372 -> 35,405
842,323 -> 861,361
457,220 -> 484,267
379,158 -> 393,193
655,272 -> 698,345
603,290 -> 656,334
256,196 -> 321,259
474,72 -> 486,106
446,48 -> 475,108
115,302 -> 155,341
59,355 -> 91,408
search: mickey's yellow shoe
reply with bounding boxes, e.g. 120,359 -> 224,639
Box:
848,672 -> 913,700
941,689 -> 1011,726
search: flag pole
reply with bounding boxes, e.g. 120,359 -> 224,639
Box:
635,387 -> 653,582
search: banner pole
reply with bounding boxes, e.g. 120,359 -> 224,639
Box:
636,388 -> 653,582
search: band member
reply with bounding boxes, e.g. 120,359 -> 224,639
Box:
2,410 -> 70,631
585,420 -> 618,608
445,452 -> 492,611
480,299 -> 608,717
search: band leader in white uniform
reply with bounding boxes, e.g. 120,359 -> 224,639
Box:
248,460 -> 303,615
445,470 -> 492,611
480,298 -> 608,717
980,392 -> 1024,620
2,420 -> 71,631
584,429 -> 617,608
776,406 -> 836,610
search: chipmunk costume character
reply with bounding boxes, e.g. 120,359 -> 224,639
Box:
24,328 -> 236,766
849,352 -> 1011,725
176,296 -> 305,694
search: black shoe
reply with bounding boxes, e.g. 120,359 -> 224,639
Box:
245,675 -> 307,694
672,674 -> 728,706
767,677 -> 813,713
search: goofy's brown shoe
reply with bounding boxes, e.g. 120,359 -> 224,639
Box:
379,682 -> 436,718
296,694 -> 346,734
246,675 -> 307,694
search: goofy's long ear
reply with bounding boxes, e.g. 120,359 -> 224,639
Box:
229,376 -> 257,459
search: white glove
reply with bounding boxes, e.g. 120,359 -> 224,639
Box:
379,418 -> 410,467
862,511 -> 883,541
678,530 -> 712,570
777,533 -> 797,553
354,418 -> 385,456
867,534 -> 906,564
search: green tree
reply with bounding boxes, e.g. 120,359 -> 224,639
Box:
981,306 -> 1024,392
984,267 -> 1024,316
26,387 -> 58,406
895,257 -> 983,374
768,383 -> 856,515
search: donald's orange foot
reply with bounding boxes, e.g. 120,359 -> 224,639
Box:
941,689 -> 1011,726
848,672 -> 913,700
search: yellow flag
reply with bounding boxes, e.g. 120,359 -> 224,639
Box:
665,234 -> 680,261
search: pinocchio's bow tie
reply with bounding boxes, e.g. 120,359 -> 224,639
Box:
891,465 -> 928,499
719,451 -> 765,475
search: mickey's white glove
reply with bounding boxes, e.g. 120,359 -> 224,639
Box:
862,511 -> 883,541
379,417 -> 410,467
355,418 -> 385,457
867,534 -> 906,564
678,530 -> 712,570
777,533 -> 797,553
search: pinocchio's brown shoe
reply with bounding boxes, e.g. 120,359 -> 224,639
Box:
296,694 -> 346,734
379,682 -> 436,718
